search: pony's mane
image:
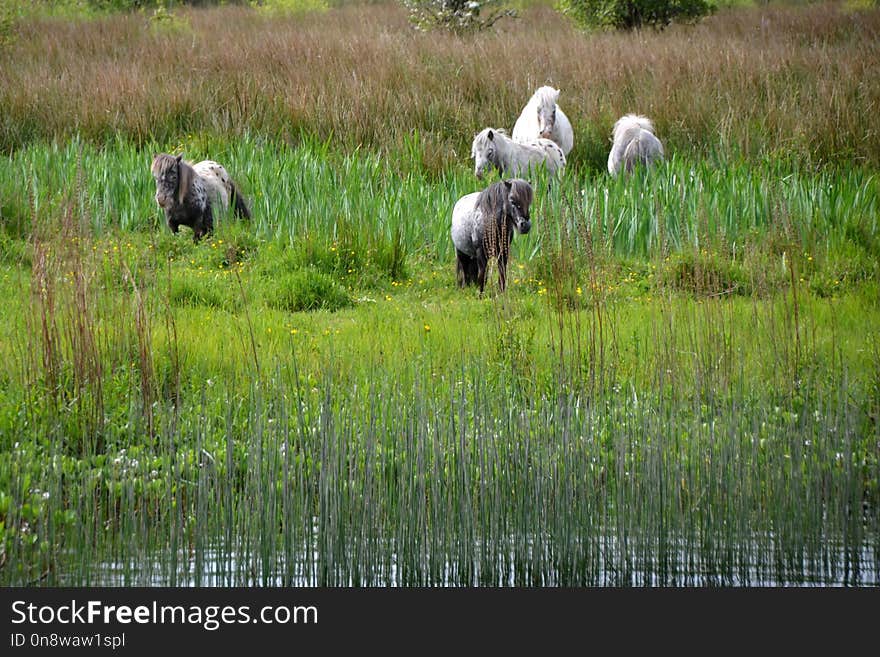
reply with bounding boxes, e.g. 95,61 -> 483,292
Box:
613,114 -> 655,141
507,178 -> 533,208
150,153 -> 175,178
474,127 -> 510,146
476,178 -> 532,219
151,153 -> 196,206
532,86 -> 560,110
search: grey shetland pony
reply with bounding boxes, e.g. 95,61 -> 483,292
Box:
451,178 -> 533,294
471,128 -> 565,181
151,153 -> 251,242
607,114 -> 664,175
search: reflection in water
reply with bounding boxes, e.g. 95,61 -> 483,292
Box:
74,534 -> 878,587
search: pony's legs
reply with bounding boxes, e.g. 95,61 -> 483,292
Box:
231,181 -> 252,220
203,204 -> 214,236
192,205 -> 215,243
497,250 -> 509,292
477,256 -> 487,295
466,255 -> 480,285
455,250 -> 472,287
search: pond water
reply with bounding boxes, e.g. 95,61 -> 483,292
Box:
67,535 -> 879,587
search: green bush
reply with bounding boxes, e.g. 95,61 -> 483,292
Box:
809,246 -> 878,298
168,270 -> 241,311
266,268 -> 351,313
660,250 -> 752,297
557,0 -> 715,31
255,231 -> 406,290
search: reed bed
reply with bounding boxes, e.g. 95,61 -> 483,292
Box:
3,340 -> 877,586
1,3 -> 879,170
1,137 -> 877,266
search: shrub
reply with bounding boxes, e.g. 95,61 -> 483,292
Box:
266,268 -> 351,313
808,246 -> 878,298
255,231 -> 407,290
402,0 -> 516,33
557,0 -> 715,31
168,271 -> 241,311
660,250 -> 752,297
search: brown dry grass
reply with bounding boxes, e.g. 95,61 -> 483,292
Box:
1,2 -> 878,171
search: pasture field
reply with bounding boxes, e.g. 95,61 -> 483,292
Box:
0,1 -> 878,585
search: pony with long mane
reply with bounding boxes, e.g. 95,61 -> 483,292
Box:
607,114 -> 664,175
451,178 -> 533,294
512,86 -> 574,156
151,153 -> 251,242
471,128 -> 565,181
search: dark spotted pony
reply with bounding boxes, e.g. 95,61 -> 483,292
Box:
450,178 -> 533,294
151,153 -> 251,242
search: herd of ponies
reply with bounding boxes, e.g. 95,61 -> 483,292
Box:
150,85 -> 665,295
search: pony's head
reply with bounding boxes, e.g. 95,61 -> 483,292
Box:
151,153 -> 193,210
534,86 -> 561,140
505,178 -> 533,235
471,128 -> 508,179
478,178 -> 533,237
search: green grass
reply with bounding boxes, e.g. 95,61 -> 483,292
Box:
1,136 -> 877,586
1,312 -> 877,585
2,136 -> 877,270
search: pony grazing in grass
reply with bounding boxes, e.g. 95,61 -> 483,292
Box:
151,153 -> 251,242
471,128 -> 565,181
607,114 -> 664,176
451,178 -> 533,295
512,86 -> 574,157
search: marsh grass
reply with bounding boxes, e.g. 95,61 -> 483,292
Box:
0,153 -> 877,585
1,3 -> 879,169
3,333 -> 877,586
2,137 -> 877,285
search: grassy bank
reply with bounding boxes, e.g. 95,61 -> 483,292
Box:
1,255 -> 878,584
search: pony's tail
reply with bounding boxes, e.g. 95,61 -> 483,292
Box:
623,134 -> 648,174
230,180 -> 252,221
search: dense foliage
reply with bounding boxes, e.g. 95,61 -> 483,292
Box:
557,0 -> 715,30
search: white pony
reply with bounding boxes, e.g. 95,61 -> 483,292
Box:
471,128 -> 566,180
607,114 -> 664,176
511,86 -> 574,156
